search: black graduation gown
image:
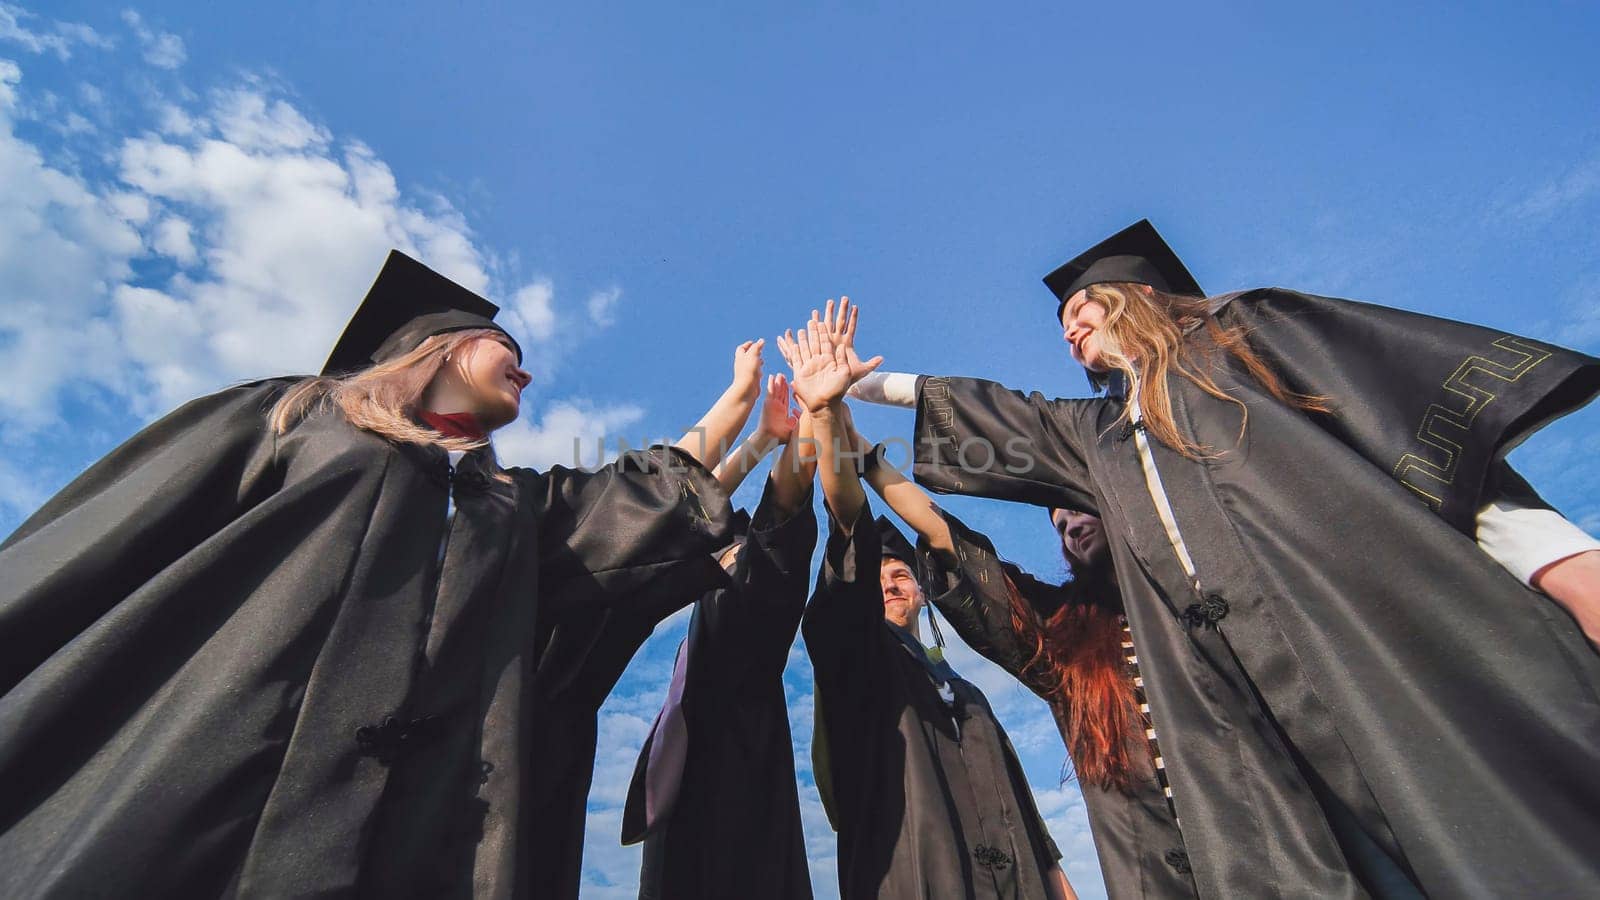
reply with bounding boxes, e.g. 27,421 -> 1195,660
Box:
916,509 -> 1197,900
910,289 -> 1600,898
518,496 -> 755,896
803,497 -> 1062,900
518,555 -> 720,900
621,480 -> 817,900
0,378 -> 735,899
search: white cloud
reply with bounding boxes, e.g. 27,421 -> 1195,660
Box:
0,60 -> 142,428
494,400 -> 647,470
156,102 -> 198,136
55,109 -> 92,135
120,9 -> 184,69
507,279 -> 556,341
210,88 -> 325,152
0,22 -> 630,451
150,215 -> 196,265
587,285 -> 621,328
0,4 -> 112,61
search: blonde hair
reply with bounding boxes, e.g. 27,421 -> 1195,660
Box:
270,328 -> 505,456
1085,283 -> 1331,459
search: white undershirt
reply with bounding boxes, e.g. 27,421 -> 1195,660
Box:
853,371 -> 1599,588
439,449 -> 467,563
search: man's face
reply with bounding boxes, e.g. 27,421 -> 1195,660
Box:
1051,508 -> 1108,571
879,557 -> 925,629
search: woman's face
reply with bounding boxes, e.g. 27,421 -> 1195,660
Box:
1059,289 -> 1110,372
1051,507 -> 1107,571
451,335 -> 531,430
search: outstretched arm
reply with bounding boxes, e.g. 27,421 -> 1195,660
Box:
1533,552 -> 1600,651
769,403 -> 816,518
712,372 -> 799,497
781,309 -> 864,528
839,405 -> 955,557
673,339 -> 765,472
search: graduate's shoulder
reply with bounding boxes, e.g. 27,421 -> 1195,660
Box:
141,376 -> 306,439
1213,286 -> 1400,321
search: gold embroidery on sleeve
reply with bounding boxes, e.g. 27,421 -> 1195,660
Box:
1392,336 -> 1551,508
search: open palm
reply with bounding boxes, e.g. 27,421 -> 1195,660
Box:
820,296 -> 883,383
759,374 -> 800,443
782,320 -> 853,414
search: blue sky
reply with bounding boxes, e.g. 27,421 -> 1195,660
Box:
3,2 -> 1599,896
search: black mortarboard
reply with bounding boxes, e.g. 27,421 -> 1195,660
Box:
875,516 -> 917,565
321,250 -> 522,376
1042,219 -> 1203,320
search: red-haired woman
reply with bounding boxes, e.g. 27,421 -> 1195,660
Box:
0,251 -> 751,898
855,421 -> 1189,899
841,217 -> 1600,899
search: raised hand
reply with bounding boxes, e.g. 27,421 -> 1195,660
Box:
757,373 -> 800,444
820,296 -> 884,384
786,315 -> 854,414
732,338 -> 765,401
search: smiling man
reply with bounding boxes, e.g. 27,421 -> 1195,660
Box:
782,310 -> 1074,900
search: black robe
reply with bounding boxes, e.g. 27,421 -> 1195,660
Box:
804,497 -> 1062,900
622,480 -> 817,900
917,509 -> 1196,900
518,549 -> 720,900
0,378 -> 735,899
910,289 -> 1600,898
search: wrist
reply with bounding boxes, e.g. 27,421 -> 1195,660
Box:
728,378 -> 760,403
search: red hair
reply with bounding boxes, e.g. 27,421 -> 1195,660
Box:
1002,536 -> 1141,792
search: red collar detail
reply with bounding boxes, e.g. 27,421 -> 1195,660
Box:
421,410 -> 486,440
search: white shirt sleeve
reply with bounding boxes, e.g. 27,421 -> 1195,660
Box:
845,371 -> 918,408
1476,496 -> 1600,587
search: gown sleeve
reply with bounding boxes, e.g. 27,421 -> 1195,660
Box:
1221,288 -> 1600,535
618,480 -> 817,844
0,378 -> 290,692
799,496 -> 891,830
912,375 -> 1102,514
527,444 -> 737,609
699,479 -> 818,688
915,506 -> 1076,700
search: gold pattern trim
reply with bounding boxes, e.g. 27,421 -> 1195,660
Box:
1392,336 -> 1551,508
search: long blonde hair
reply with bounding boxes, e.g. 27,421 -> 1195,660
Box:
270,328 -> 504,455
1086,283 -> 1331,459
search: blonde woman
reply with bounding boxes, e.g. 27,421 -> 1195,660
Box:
842,220 -> 1600,899
0,251 -> 748,898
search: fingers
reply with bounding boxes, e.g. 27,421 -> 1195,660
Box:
776,330 -> 797,368
795,323 -> 815,361
843,303 -> 859,344
822,299 -> 834,333
808,315 -> 834,357
861,354 -> 884,375
836,296 -> 851,337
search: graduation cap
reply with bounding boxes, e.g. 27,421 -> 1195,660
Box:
875,515 -> 917,565
1041,219 -> 1204,321
321,250 -> 523,376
